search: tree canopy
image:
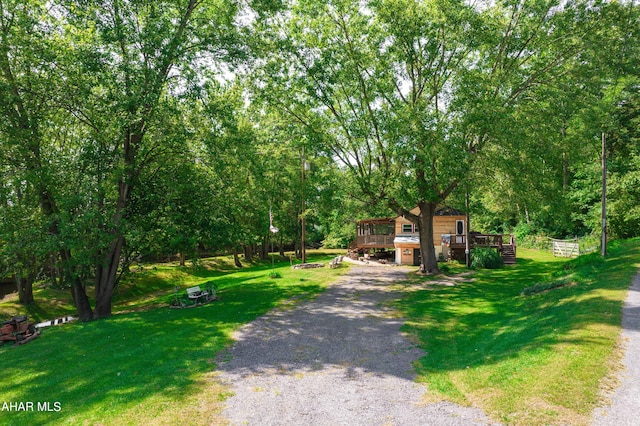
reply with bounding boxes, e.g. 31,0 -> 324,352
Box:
1,0 -> 639,317
249,0 -> 612,271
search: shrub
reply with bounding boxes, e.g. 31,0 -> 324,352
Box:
438,263 -> 451,274
513,222 -> 535,242
321,234 -> 348,249
470,247 -> 503,269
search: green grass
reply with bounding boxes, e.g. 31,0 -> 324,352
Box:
398,239 -> 640,425
0,251 -> 347,425
3,243 -> 638,425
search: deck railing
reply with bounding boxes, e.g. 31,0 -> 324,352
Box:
356,234 -> 396,247
447,234 -> 515,249
352,233 -> 515,251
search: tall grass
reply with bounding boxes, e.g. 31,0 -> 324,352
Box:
398,239 -> 640,425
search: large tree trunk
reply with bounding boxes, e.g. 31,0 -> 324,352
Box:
58,247 -> 93,320
93,172 -> 130,319
243,244 -> 253,262
93,233 -> 125,319
416,201 -> 439,274
233,246 -> 243,268
71,277 -> 93,322
16,275 -> 34,305
260,235 -> 269,260
294,240 -> 301,259
49,253 -> 60,288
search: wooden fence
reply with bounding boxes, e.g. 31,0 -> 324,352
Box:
552,239 -> 580,257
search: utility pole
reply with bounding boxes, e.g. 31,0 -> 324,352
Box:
301,146 -> 307,264
601,132 -> 607,257
465,188 -> 471,268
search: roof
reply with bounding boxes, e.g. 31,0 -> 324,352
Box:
397,205 -> 463,220
434,206 -> 463,216
356,206 -> 464,225
355,217 -> 395,224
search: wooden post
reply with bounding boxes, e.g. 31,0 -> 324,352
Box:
301,146 -> 307,264
465,188 -> 470,268
601,132 -> 607,258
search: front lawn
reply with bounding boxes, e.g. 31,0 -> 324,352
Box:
0,252 -> 347,425
398,239 -> 640,425
3,242 -> 638,425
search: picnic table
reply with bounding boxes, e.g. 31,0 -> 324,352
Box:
171,283 -> 218,308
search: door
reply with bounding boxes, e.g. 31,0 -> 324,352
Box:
455,220 -> 465,244
413,248 -> 421,266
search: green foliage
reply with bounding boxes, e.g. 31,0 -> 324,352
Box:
607,85 -> 640,239
321,234 -> 347,249
437,263 -> 451,274
511,222 -> 538,246
470,247 -> 503,269
466,2 -> 640,241
251,0 -> 617,271
1,0 -> 639,317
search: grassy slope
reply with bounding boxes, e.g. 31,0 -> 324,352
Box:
0,252 -> 346,425
399,238 -> 640,425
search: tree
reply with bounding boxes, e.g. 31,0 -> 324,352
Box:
0,0 -> 64,303
25,0 -> 244,319
603,83 -> 640,239
253,0 -> 596,272
548,1 -> 640,239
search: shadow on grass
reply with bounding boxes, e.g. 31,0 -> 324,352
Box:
0,270 -> 326,425
399,239 -> 640,379
3,244 -> 636,424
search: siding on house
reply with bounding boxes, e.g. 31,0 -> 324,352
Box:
392,207 -> 466,265
394,207 -> 465,244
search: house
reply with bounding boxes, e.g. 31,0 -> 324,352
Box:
393,206 -> 467,265
350,206 -> 515,265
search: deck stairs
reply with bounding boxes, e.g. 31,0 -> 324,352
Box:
502,245 -> 516,265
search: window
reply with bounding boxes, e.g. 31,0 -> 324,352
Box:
402,224 -> 414,233
456,220 -> 465,235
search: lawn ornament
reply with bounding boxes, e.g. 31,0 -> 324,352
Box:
0,315 -> 40,346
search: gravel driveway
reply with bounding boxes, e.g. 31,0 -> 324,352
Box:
592,271 -> 640,426
216,266 -> 494,425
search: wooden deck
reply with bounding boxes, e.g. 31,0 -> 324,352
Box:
353,217 -> 396,251
448,234 -> 517,264
351,232 -> 517,264
355,234 -> 395,249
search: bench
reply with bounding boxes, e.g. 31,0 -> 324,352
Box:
329,255 -> 344,269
